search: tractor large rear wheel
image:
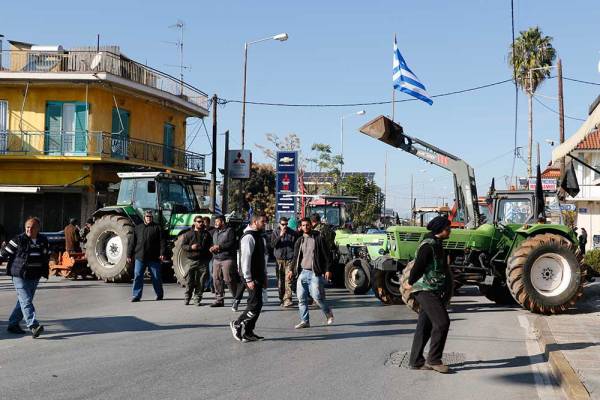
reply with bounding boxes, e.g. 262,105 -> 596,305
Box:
372,269 -> 403,305
171,235 -> 191,287
86,215 -> 134,282
507,233 -> 583,314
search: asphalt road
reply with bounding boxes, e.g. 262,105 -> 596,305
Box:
0,265 -> 565,400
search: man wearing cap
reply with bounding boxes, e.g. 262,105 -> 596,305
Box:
127,210 -> 167,302
405,215 -> 453,373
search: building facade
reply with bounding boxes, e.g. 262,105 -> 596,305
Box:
0,39 -> 209,236
552,95 -> 600,250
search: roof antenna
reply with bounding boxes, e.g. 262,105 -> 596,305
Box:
164,20 -> 189,96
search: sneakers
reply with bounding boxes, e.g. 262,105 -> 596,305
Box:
210,301 -> 224,308
31,325 -> 44,339
425,363 -> 450,374
231,300 -> 240,312
242,333 -> 265,342
326,311 -> 335,325
131,297 -> 140,303
282,300 -> 293,308
245,332 -> 264,341
7,324 -> 26,334
294,320 -> 310,329
230,321 -> 242,342
155,295 -> 163,301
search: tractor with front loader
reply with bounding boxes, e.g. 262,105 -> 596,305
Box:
85,172 -> 214,284
360,116 -> 583,314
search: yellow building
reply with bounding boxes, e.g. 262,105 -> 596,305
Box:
0,39 -> 209,236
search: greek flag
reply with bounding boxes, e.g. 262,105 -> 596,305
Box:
393,36 -> 433,105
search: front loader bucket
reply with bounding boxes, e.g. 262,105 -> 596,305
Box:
359,115 -> 405,147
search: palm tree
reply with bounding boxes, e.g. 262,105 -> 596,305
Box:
509,26 -> 556,176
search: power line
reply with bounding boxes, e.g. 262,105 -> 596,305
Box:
217,79 -> 512,108
532,95 -> 586,122
564,76 -> 600,86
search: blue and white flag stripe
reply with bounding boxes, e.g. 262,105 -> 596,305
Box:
393,36 -> 433,105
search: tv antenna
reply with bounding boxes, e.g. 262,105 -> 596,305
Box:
164,19 -> 189,95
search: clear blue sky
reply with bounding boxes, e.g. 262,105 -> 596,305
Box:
2,1 -> 599,215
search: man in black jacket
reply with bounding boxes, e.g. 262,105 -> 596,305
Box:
181,216 -> 213,305
209,215 -> 239,307
1,217 -> 49,338
127,210 -> 167,302
291,217 -> 334,329
230,214 -> 267,342
271,216 -> 297,307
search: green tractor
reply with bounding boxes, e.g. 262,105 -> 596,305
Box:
86,172 -> 212,283
335,231 -> 386,294
360,116 -> 583,314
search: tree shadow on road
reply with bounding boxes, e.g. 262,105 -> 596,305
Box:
0,316 -> 226,341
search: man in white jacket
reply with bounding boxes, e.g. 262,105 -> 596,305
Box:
230,214 -> 268,342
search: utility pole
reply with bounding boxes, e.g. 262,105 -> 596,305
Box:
383,152 -> 388,225
410,174 -> 414,225
210,94 -> 217,213
557,58 -> 565,177
223,130 -> 230,214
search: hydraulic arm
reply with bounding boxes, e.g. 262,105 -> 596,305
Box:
359,115 -> 481,228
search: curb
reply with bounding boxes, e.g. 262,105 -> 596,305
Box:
534,316 -> 590,400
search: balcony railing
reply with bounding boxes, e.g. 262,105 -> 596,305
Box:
0,130 -> 205,173
0,50 -> 209,110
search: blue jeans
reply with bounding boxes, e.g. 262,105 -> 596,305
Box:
132,259 -> 163,299
9,277 -> 40,328
297,269 -> 331,323
204,259 -> 214,291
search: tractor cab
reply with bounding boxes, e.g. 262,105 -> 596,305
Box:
306,198 -> 348,228
113,172 -> 210,231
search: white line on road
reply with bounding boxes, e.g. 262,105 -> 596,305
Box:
518,315 -> 565,400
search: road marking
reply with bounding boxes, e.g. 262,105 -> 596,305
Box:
518,315 -> 565,400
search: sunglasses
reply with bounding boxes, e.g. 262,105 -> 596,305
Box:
194,220 -> 204,223
280,223 -> 288,226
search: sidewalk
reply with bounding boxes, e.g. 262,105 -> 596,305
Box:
534,280 -> 600,400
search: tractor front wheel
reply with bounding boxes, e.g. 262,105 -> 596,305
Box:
507,233 -> 583,314
372,269 -> 403,305
478,278 -> 516,305
344,258 -> 371,295
171,235 -> 191,287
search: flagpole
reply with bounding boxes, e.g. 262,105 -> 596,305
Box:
392,33 -> 396,121
392,89 -> 395,121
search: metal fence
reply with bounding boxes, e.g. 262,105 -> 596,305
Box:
0,50 -> 209,110
0,130 -> 205,173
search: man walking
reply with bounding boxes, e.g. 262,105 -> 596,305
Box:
181,216 -> 213,305
210,215 -> 239,308
63,218 -> 81,253
127,210 -> 167,302
271,216 -> 297,307
1,217 -> 49,338
292,217 -> 334,329
405,216 -> 453,373
230,214 -> 267,342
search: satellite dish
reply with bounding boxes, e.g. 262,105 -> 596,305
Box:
90,52 -> 103,70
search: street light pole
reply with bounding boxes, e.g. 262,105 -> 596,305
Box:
240,33 -> 288,150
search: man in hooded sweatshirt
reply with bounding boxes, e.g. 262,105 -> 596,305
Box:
405,215 -> 453,373
229,213 -> 267,343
